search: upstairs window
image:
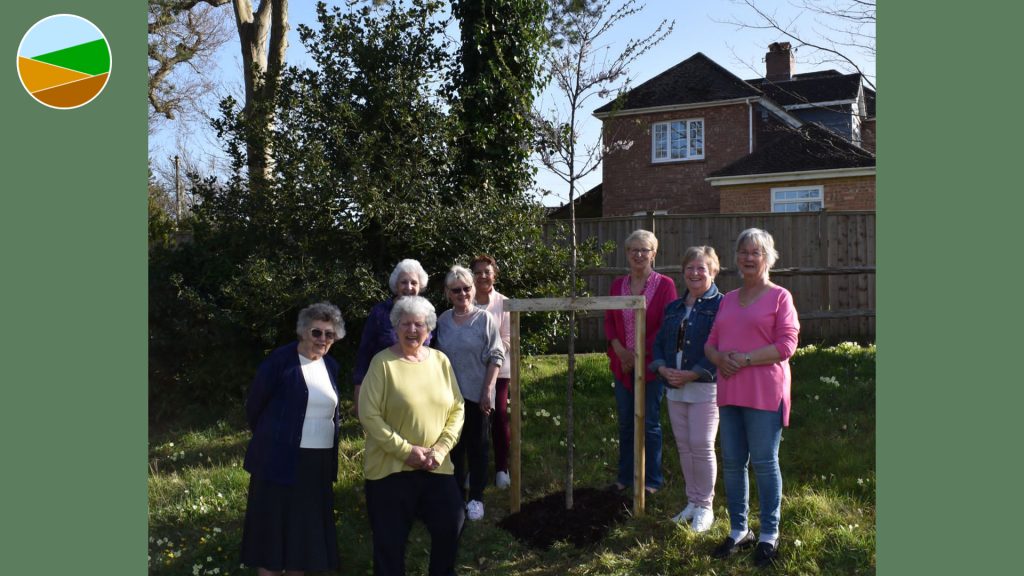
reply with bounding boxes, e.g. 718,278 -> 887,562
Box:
652,119 -> 704,162
772,185 -> 824,212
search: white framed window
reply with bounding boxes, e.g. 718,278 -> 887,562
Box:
652,118 -> 704,162
772,185 -> 824,212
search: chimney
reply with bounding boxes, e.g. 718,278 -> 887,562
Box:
765,42 -> 795,81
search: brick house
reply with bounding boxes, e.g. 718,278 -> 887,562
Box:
555,43 -> 876,217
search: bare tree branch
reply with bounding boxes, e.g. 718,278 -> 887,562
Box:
148,0 -> 232,126
717,0 -> 875,91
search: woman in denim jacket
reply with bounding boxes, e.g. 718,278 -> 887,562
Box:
649,246 -> 723,533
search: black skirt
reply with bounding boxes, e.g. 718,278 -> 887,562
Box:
240,448 -> 340,572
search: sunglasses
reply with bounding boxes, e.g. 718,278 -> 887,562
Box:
449,286 -> 472,294
310,328 -> 338,341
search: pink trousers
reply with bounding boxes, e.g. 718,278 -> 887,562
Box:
667,399 -> 719,508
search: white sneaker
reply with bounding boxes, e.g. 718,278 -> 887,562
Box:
671,502 -> 696,524
467,500 -> 485,521
690,506 -> 714,533
495,470 -> 511,489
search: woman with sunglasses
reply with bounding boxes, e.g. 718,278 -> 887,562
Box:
352,259 -> 430,416
241,302 -> 346,575
434,265 -> 504,521
649,246 -> 723,533
705,228 -> 800,567
605,229 -> 677,495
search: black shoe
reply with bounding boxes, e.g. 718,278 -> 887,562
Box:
711,530 -> 755,559
754,541 -> 779,567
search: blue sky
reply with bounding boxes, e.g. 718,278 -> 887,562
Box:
149,0 -> 875,206
19,14 -> 104,58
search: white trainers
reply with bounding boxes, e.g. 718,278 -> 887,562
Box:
690,506 -> 714,533
671,502 -> 696,524
467,500 -> 485,521
495,470 -> 511,489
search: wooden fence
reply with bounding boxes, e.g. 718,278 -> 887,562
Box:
543,211 -> 875,349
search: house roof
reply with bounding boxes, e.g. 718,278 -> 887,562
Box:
709,121 -> 875,179
746,72 -> 861,106
593,52 -> 762,114
546,184 -> 603,219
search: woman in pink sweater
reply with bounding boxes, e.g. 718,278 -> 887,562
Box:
604,229 -> 677,493
705,228 -> 799,568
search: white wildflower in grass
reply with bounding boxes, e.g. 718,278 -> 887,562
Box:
169,442 -> 174,448
819,375 -> 840,387
857,478 -> 864,485
794,539 -> 802,547
814,395 -> 820,401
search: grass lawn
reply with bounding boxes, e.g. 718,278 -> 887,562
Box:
149,343 -> 875,575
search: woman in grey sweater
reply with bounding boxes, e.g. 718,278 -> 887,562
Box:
434,265 -> 504,522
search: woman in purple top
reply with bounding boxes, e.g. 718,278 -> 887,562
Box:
705,228 -> 800,568
352,259 -> 430,415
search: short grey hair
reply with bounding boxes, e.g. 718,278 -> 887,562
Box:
735,228 -> 780,274
445,265 -> 474,290
624,229 -> 658,252
296,302 -> 346,339
390,295 -> 437,331
388,259 -> 429,294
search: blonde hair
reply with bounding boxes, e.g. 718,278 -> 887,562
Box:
624,229 -> 658,252
682,246 -> 720,277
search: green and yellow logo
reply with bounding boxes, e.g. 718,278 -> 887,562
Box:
17,14 -> 111,109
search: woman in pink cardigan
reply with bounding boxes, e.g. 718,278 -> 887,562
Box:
604,229 -> 677,493
705,228 -> 799,568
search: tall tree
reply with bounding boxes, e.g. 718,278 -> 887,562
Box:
534,0 -> 672,509
147,0 -> 291,190
229,0 -> 290,190
452,0 -> 548,197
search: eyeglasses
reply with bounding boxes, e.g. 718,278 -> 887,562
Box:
449,286 -> 472,294
628,248 -> 653,256
310,328 -> 337,341
684,265 -> 709,274
737,250 -> 763,259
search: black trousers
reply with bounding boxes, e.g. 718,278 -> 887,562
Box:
365,471 -> 465,576
451,400 -> 490,501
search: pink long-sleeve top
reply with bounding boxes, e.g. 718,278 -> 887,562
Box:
604,271 -> 677,390
706,285 -> 800,426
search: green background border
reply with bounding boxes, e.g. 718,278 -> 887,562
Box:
3,3 -> 145,574
1,1 -> 1014,574
880,1 -> 1019,574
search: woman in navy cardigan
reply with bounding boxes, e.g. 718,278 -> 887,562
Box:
240,302 -> 346,575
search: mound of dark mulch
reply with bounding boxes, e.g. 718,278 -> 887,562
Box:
497,486 -> 631,549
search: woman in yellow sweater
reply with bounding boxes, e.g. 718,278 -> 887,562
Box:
358,295 -> 466,576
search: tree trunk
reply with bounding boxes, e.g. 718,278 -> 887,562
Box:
231,0 -> 288,191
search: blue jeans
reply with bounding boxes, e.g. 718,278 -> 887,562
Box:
614,378 -> 664,489
719,404 -> 784,537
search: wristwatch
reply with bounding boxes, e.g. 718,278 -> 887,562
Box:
744,353 -> 752,366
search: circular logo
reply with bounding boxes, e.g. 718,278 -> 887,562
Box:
17,14 -> 111,109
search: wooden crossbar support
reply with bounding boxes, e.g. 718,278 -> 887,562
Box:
505,296 -> 648,516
